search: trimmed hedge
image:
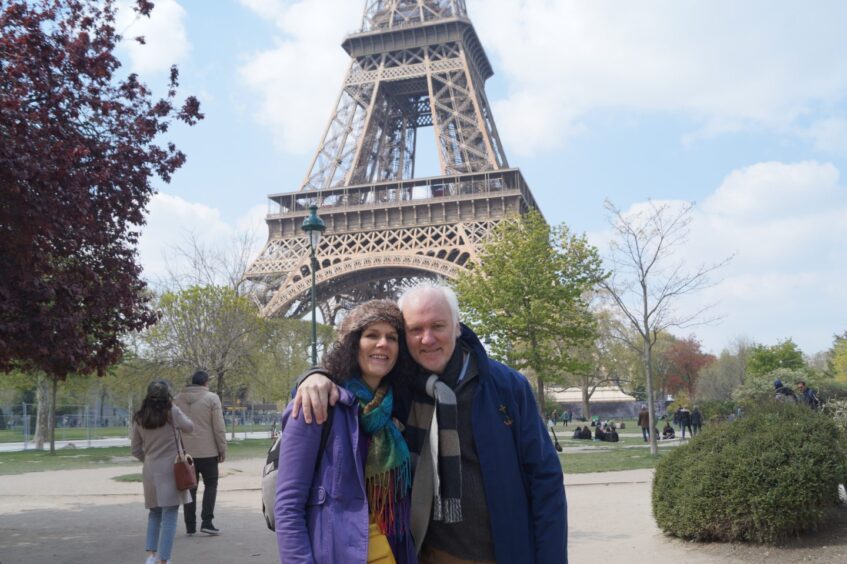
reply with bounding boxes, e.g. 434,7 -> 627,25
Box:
652,402 -> 847,543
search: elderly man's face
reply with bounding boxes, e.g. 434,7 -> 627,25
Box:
401,291 -> 460,374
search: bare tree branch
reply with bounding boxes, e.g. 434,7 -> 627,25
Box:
601,198 -> 732,455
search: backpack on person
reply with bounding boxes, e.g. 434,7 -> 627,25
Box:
261,407 -> 334,532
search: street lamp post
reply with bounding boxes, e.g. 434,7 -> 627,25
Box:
301,204 -> 326,367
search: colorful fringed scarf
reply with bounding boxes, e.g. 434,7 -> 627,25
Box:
346,378 -> 412,537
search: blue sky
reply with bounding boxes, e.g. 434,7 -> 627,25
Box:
122,0 -> 847,357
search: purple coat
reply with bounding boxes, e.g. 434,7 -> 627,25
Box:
275,388 -> 368,564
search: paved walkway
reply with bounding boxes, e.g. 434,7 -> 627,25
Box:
0,459 -> 845,563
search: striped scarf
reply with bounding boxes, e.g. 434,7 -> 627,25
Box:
405,346 -> 464,524
346,378 -> 411,536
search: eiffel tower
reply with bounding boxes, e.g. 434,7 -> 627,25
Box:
246,0 -> 539,324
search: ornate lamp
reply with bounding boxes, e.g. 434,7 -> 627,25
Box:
301,204 -> 326,367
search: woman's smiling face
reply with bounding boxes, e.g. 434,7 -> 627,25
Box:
357,321 -> 399,389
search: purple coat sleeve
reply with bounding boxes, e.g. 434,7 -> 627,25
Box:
275,410 -> 327,564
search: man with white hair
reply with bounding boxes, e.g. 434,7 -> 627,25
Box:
293,283 -> 567,563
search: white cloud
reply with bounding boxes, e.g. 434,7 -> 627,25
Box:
595,161 -> 847,354
139,193 -> 267,285
800,117 -> 847,156
117,0 -> 190,74
238,0 -> 361,154
472,0 -> 847,155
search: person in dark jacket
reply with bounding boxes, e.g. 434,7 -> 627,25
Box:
662,422 -> 675,440
581,426 -> 593,440
677,406 -> 693,439
293,284 -> 568,564
796,381 -> 821,410
594,424 -> 606,442
275,300 -> 416,564
691,406 -> 703,436
774,379 -> 798,403
637,405 -> 650,442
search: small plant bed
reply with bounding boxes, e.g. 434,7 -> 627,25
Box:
653,403 -> 847,543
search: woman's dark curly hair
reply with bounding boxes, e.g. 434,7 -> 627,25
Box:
322,299 -> 411,389
133,380 -> 173,430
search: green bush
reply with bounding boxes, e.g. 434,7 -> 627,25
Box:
695,399 -> 736,422
817,380 -> 847,403
652,402 -> 847,543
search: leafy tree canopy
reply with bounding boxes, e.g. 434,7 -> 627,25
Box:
141,286 -> 261,398
454,211 -> 605,402
827,331 -> 847,383
0,0 -> 202,380
747,339 -> 806,377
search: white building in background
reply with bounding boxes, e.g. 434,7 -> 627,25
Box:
549,385 -> 639,419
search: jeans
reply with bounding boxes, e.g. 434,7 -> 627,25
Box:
641,426 -> 649,441
146,505 -> 179,561
184,456 -> 219,530
681,424 -> 693,439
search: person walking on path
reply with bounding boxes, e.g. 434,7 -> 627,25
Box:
677,406 -> 693,439
637,405 -> 650,442
276,300 -> 417,564
293,284 -> 568,564
691,406 -> 703,436
131,381 -> 195,564
173,370 -> 227,536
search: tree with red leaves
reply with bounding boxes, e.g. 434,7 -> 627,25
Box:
0,0 -> 203,451
663,336 -> 715,399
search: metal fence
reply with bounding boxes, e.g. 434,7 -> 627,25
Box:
0,402 -> 283,449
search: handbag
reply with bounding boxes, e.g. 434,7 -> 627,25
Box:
172,422 -> 197,491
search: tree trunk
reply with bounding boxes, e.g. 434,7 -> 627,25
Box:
33,374 -> 50,450
581,385 -> 590,420
641,277 -> 659,456
49,377 -> 58,455
536,374 -> 546,419
644,334 -> 658,456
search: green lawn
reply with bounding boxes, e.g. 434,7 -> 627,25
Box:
0,427 -> 131,443
0,430 -> 668,476
0,423 -> 276,443
561,447 -> 667,474
0,438 -> 273,475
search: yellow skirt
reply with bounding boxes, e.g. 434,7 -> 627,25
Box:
367,518 -> 396,564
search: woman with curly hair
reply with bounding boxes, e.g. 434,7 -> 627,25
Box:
131,380 -> 194,564
275,299 -> 416,564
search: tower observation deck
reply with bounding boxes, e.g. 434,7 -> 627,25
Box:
245,0 -> 540,324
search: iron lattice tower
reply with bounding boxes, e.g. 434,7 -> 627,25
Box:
246,0 -> 539,324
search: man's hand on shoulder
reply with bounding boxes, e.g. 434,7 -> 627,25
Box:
292,372 -> 339,424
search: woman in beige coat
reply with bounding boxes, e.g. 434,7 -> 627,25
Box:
131,381 -> 194,564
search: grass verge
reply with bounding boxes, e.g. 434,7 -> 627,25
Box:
1,436 -> 662,476
112,473 -> 142,482
0,439 -> 273,475
562,447 -> 667,474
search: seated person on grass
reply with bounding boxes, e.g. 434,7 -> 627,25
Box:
662,422 -> 675,440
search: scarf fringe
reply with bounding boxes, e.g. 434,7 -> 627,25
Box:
367,457 -> 412,536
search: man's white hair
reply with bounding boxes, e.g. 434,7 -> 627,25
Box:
398,281 -> 460,328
